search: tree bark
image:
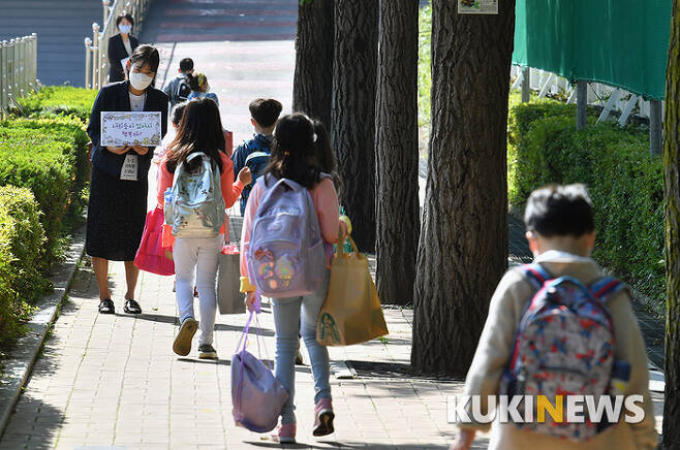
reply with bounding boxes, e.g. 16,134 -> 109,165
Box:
332,0 -> 379,252
375,0 -> 420,305
411,0 -> 515,376
293,0 -> 334,130
663,0 -> 680,447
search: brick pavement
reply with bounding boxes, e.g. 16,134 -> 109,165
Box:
0,259 -> 472,450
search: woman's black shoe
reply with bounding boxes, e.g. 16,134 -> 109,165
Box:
124,298 -> 142,314
98,299 -> 115,314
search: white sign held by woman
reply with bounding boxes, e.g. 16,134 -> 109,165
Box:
101,111 -> 162,147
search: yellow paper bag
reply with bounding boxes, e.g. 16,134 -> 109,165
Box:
316,234 -> 388,346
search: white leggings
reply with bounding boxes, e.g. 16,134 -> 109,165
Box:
173,235 -> 222,346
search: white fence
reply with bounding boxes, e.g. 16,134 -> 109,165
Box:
510,66 -> 664,155
84,0 -> 153,90
0,34 -> 38,117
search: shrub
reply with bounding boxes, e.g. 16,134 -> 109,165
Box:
0,117 -> 90,259
508,101 -> 664,309
15,86 -> 97,124
0,187 -> 47,351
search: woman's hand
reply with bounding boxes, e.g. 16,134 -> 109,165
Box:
450,429 -> 476,450
244,291 -> 257,312
106,145 -> 131,155
238,167 -> 253,186
131,145 -> 149,155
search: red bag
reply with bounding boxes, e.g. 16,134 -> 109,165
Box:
134,206 -> 175,276
224,129 -> 234,157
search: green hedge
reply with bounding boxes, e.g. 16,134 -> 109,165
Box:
508,101 -> 664,310
15,86 -> 97,124
0,187 -> 48,352
0,116 -> 90,258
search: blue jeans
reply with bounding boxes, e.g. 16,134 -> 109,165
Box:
271,270 -> 331,424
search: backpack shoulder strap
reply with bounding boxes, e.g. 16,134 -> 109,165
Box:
590,277 -> 626,302
521,263 -> 551,290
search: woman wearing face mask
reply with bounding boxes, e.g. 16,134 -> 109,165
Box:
87,44 -> 169,315
108,13 -> 139,83
186,72 -> 220,106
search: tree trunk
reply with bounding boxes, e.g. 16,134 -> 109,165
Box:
375,0 -> 420,305
332,0 -> 379,252
663,0 -> 680,447
411,0 -> 515,375
293,0 -> 334,130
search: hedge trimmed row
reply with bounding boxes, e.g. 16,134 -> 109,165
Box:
0,87 -> 94,354
508,100 -> 664,311
15,86 -> 98,124
0,116 -> 90,258
0,187 -> 48,352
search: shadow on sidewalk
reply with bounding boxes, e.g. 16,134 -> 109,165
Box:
174,356 -> 313,375
242,440 -> 468,449
0,293 -> 84,447
110,311 -> 277,337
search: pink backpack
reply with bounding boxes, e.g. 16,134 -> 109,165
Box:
247,175 -> 328,298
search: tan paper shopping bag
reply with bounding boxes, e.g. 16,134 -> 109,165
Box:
316,233 -> 388,346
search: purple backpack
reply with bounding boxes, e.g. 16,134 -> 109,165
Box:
232,310 -> 288,432
500,264 -> 625,441
247,175 -> 328,298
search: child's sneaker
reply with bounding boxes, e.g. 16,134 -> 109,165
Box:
173,317 -> 197,356
272,423 -> 296,444
198,344 -> 218,360
313,398 -> 334,437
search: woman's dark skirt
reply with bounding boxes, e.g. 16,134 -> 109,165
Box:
86,165 -> 148,261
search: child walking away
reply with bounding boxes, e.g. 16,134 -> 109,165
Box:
451,184 -> 658,450
240,113 -> 350,444
158,98 -> 251,360
231,98 -> 282,216
162,57 -> 193,108
186,71 -> 219,105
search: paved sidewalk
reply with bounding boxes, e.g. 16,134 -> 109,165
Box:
0,259 -> 470,449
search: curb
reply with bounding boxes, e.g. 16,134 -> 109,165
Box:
0,223 -> 86,437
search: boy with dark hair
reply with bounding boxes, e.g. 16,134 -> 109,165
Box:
231,98 -> 283,215
450,184 -> 657,450
163,57 -> 194,108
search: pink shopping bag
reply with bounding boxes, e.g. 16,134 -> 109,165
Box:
134,206 -> 175,276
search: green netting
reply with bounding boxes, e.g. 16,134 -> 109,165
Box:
512,0 -> 672,100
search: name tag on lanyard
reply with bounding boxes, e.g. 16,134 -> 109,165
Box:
120,153 -> 139,181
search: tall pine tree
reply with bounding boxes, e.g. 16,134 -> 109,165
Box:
375,0 -> 420,305
411,0 -> 516,375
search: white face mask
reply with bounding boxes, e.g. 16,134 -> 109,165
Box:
129,70 -> 153,91
119,24 -> 132,34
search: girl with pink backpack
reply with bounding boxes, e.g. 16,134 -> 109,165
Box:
239,113 -> 350,443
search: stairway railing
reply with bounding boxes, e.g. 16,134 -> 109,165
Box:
0,34 -> 38,118
84,0 -> 153,90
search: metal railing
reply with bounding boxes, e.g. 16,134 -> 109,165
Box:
0,34 -> 38,118
84,0 -> 153,90
510,66 -> 666,156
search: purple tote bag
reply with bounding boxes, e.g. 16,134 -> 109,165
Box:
231,308 -> 288,433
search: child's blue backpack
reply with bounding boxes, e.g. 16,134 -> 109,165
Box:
238,142 -> 271,215
499,263 -> 626,441
245,151 -> 270,186
164,152 -> 225,238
